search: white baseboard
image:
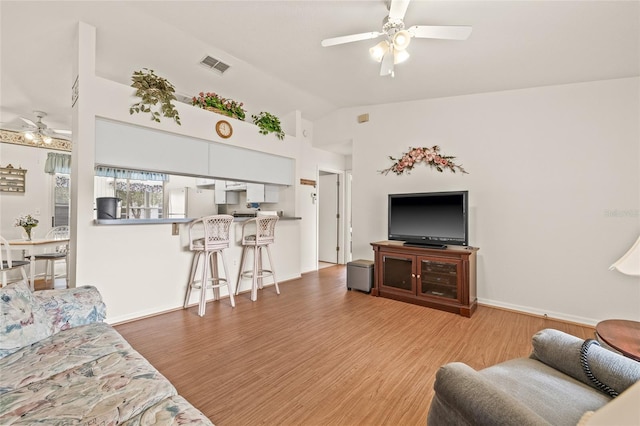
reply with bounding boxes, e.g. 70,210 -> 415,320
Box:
478,298 -> 598,327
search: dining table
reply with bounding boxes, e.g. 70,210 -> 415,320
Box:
7,237 -> 70,290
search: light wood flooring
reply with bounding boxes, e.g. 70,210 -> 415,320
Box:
115,265 -> 594,426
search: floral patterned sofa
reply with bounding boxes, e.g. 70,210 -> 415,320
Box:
0,282 -> 213,425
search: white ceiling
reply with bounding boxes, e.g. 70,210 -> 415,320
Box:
1,1 -> 638,143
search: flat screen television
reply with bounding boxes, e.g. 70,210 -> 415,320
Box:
388,191 -> 468,248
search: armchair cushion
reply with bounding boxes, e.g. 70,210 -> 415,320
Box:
428,329 -> 640,426
428,362 -> 549,426
530,328 -> 640,395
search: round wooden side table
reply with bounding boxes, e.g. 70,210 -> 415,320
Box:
595,319 -> 640,362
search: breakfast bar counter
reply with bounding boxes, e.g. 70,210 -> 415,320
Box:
94,216 -> 301,225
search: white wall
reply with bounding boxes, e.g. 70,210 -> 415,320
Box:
296,137 -> 347,273
316,77 -> 640,325
67,23 -> 346,323
0,144 -> 57,240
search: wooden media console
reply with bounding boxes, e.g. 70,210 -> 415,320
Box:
371,241 -> 479,317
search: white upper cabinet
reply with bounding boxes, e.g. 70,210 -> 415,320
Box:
95,118 -> 295,186
214,181 -> 239,205
246,183 -> 279,203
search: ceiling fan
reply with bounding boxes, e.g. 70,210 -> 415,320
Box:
0,111 -> 72,144
321,0 -> 472,77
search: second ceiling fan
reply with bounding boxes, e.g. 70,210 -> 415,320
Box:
321,0 -> 472,77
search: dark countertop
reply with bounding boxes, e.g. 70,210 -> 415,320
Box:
94,216 -> 301,225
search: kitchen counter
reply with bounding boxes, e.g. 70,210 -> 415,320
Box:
94,216 -> 301,225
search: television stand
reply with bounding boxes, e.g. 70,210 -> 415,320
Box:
371,241 -> 479,317
403,243 -> 446,249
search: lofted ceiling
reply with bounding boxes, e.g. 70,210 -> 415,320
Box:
1,1 -> 638,152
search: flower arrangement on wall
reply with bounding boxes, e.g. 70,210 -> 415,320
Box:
192,92 -> 246,121
379,145 -> 468,176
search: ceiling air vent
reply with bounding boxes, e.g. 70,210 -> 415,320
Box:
199,55 -> 230,75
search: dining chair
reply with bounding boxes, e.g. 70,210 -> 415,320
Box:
0,236 -> 30,287
29,226 -> 69,288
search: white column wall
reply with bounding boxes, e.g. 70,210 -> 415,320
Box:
72,23 -> 342,323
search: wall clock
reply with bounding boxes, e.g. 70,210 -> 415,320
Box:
215,120 -> 233,139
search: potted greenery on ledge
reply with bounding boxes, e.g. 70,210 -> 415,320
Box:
192,92 -> 246,121
252,111 -> 285,140
129,68 -> 181,125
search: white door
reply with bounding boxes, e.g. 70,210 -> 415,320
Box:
318,173 -> 339,263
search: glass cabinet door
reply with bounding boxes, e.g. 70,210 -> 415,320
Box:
381,255 -> 414,292
418,257 -> 460,301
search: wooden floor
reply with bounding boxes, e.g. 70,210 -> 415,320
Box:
115,266 -> 594,426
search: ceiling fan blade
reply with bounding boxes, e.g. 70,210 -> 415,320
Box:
321,31 -> 382,47
388,0 -> 411,21
408,25 -> 473,40
380,51 -> 395,76
52,129 -> 72,135
43,128 -> 72,140
0,118 -> 25,131
0,117 -> 35,132
20,117 -> 37,127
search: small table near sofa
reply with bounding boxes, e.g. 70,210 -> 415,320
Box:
595,319 -> 640,362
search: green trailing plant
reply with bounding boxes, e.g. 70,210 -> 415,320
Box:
130,68 -> 181,125
251,111 -> 285,140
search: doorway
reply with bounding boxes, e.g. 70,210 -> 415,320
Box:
318,171 -> 339,263
317,169 -> 351,267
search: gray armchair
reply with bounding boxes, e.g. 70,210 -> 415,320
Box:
427,328 -> 640,425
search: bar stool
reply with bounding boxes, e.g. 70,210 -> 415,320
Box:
184,215 -> 235,316
236,214 -> 279,301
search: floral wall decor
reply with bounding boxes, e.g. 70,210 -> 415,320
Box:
379,145 -> 468,176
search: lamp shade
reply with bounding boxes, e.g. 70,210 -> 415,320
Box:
392,30 -> 411,51
394,49 -> 410,64
609,236 -> 640,276
369,40 -> 389,62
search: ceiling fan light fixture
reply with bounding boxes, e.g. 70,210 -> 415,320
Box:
24,132 -> 34,141
394,49 -> 410,64
43,135 -> 52,144
369,40 -> 389,63
392,30 -> 411,50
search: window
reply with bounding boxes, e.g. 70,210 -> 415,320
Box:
94,170 -> 166,219
115,179 -> 164,219
53,174 -> 70,226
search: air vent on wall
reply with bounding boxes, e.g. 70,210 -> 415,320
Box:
199,55 -> 230,75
